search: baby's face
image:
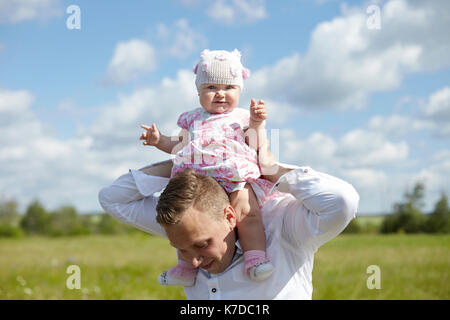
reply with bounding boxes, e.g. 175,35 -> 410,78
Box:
199,83 -> 241,114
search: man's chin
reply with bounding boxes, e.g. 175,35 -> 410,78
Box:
207,268 -> 222,274
202,262 -> 224,274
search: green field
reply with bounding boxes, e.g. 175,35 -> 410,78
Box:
0,234 -> 449,299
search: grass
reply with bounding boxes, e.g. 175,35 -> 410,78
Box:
0,234 -> 449,299
0,234 -> 184,300
312,234 -> 450,299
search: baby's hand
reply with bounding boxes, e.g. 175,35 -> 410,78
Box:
250,98 -> 267,124
140,124 -> 161,146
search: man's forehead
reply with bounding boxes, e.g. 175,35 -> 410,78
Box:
167,225 -> 210,249
165,207 -> 216,248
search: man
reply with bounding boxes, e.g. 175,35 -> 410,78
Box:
98,160 -> 359,299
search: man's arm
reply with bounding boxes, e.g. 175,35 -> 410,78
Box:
274,166 -> 359,251
97,160 -> 172,237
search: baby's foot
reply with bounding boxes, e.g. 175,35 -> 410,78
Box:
158,264 -> 198,287
244,250 -> 274,282
248,261 -> 275,282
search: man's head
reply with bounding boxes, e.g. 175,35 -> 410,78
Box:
156,169 -> 237,274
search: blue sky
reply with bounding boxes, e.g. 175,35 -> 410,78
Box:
1,0 -> 449,215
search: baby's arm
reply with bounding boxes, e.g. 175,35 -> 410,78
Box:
140,124 -> 189,154
246,100 -> 279,178
247,98 -> 267,151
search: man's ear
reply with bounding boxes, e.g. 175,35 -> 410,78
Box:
223,205 -> 237,230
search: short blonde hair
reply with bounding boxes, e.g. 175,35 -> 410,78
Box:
156,169 -> 230,225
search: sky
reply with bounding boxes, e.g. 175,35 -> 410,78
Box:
0,0 -> 449,215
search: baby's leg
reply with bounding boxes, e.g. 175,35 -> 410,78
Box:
158,251 -> 198,287
230,183 -> 274,281
230,184 -> 266,252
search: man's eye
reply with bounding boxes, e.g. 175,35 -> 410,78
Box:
197,242 -> 208,249
208,86 -> 216,90
226,86 -> 234,90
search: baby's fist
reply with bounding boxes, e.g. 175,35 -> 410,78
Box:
250,98 -> 267,123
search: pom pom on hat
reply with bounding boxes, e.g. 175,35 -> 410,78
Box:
242,68 -> 250,79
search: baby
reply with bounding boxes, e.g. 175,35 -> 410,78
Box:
140,49 -> 279,286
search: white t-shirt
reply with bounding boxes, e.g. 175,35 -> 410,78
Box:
98,162 -> 359,299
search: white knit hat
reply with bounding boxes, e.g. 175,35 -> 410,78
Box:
194,49 -> 250,91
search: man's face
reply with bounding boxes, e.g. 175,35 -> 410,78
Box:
199,83 -> 241,114
164,205 -> 237,274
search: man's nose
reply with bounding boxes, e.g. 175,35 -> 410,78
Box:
215,89 -> 225,97
190,255 -> 204,268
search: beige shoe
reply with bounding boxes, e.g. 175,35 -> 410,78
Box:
158,271 -> 196,287
248,261 -> 275,282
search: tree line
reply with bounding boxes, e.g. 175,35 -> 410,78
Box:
0,199 -> 144,237
343,183 -> 450,234
0,182 -> 449,237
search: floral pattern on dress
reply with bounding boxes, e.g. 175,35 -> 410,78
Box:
172,107 -> 284,203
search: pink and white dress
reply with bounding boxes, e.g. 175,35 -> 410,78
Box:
171,107 -> 283,206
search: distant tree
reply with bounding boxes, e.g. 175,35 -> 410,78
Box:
0,198 -> 20,225
97,213 -> 123,234
405,182 -> 426,211
48,206 -> 89,236
20,199 -> 50,235
425,193 -> 450,233
381,182 -> 426,234
79,214 -> 98,235
0,224 -> 24,237
0,198 -> 23,237
342,219 -> 361,234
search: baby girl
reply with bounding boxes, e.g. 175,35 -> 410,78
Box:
140,49 -> 279,286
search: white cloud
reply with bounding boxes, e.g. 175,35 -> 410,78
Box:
342,168 -> 388,192
207,0 -> 235,24
275,126 -> 412,214
0,0 -> 62,24
414,150 -> 450,210
263,100 -> 299,126
278,129 -> 337,171
338,129 -> 409,167
368,114 -> 434,137
206,0 -> 267,25
278,127 -> 408,170
245,0 -> 450,111
340,168 -> 393,213
88,70 -> 197,147
0,88 -> 33,114
156,19 -> 207,59
423,86 -> 450,120
421,86 -> 450,137
179,0 -> 202,5
431,149 -> 450,163
104,39 -> 157,85
0,87 -> 148,212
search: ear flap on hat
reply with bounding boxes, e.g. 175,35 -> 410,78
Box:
242,68 -> 250,79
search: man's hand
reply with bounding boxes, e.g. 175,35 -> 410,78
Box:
250,98 -> 267,125
140,124 -> 161,146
